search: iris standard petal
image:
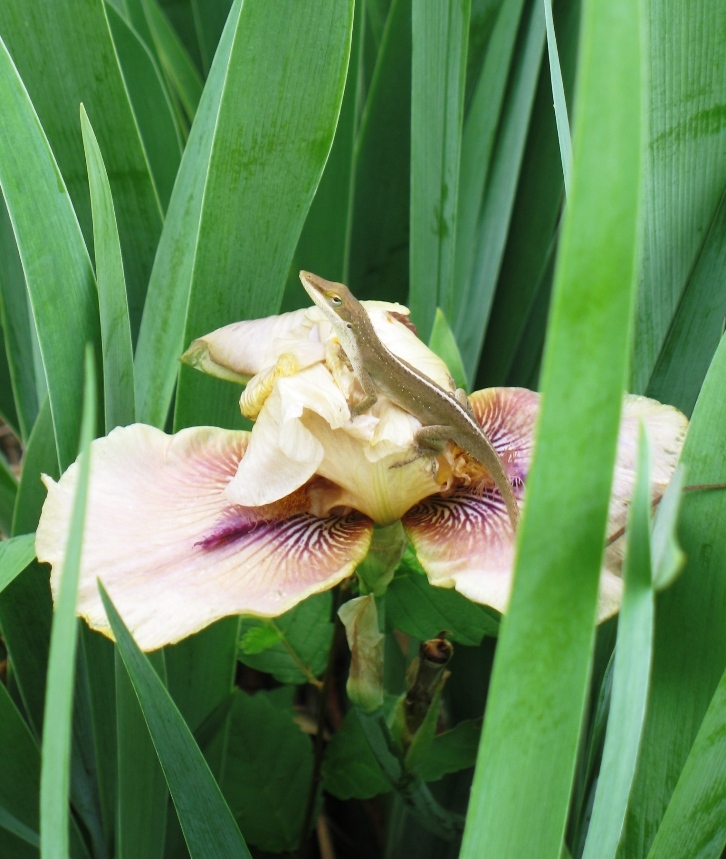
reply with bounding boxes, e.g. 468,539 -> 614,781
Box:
36,424 -> 373,651
181,307 -> 325,383
225,364 -> 351,508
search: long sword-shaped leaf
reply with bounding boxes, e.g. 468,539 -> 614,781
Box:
647,664 -> 726,859
452,0 -> 526,329
190,0 -> 232,75
646,187 -> 726,417
106,2 -> 183,212
0,1 -> 163,339
100,585 -> 252,859
622,334 -> 726,855
40,350 -> 96,859
0,196 -> 40,441
457,0 -> 546,381
543,0 -> 572,195
582,428 -> 653,859
173,0 -> 354,431
0,453 -> 16,536
347,0 -> 411,305
632,0 -> 726,391
81,106 -> 136,433
143,0 -> 204,121
0,533 -> 34,594
0,36 -> 101,471
409,0 -> 470,340
460,0 -> 643,853
477,0 -> 579,388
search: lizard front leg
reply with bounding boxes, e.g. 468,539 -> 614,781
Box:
349,364 -> 378,418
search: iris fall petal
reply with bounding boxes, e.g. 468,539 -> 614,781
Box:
36,424 -> 373,651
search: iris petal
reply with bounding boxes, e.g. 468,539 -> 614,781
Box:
36,424 -> 373,651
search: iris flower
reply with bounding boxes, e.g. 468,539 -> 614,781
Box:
36,296 -> 687,651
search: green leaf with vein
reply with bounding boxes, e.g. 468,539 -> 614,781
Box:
238,593 -> 333,685
0,0 -> 163,338
0,453 -> 17,536
647,664 -> 726,859
386,548 -> 499,646
428,308 -> 469,392
106,1 -> 183,212
582,427 -> 654,859
409,0 -> 470,340
0,533 -> 34,595
0,35 -> 101,470
460,0 -> 644,851
101,583 -> 251,859
81,106 -> 136,432
623,334 -> 726,855
632,0 -> 726,392
220,688 -> 313,853
456,0 -> 546,380
142,0 -> 204,121
0,195 -> 43,441
40,349 -> 96,859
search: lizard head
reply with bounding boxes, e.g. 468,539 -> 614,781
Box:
299,271 -> 362,331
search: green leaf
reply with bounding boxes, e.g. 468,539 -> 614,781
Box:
281,0 -> 364,310
136,0 -> 354,432
409,0 -> 470,341
322,707 -> 391,800
238,625 -> 283,655
323,706 -> 480,801
622,334 -> 726,854
632,0 -> 726,392
238,593 -> 334,685
428,308 -> 469,392
40,349 -> 96,859
476,0 -> 579,388
190,0 -> 233,75
0,327 -> 20,437
456,0 -> 546,380
0,36 -> 101,471
0,533 -> 34,594
0,399 -> 56,739
0,197 -> 43,441
646,187 -> 726,417
347,0 -> 411,305
220,688 -> 313,853
452,0 -> 526,332
415,719 -> 481,783
100,583 -> 251,859
80,106 -> 136,433
0,0 -> 163,339
0,453 -> 17,536
106,1 -> 183,212
543,0 -> 572,196
460,0 -> 644,852
173,0 -> 354,432
582,427 -> 654,859
115,650 -> 169,859
647,664 -> 726,859
651,464 -> 686,591
142,0 -> 204,121
386,548 -> 499,646
11,396 -> 58,537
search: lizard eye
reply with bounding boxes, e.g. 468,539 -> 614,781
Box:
330,294 -> 342,306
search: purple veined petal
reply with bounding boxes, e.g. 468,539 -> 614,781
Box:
468,387 -> 541,483
403,485 -> 623,622
36,424 -> 373,651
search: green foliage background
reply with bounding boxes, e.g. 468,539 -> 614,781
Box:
0,0 -> 723,857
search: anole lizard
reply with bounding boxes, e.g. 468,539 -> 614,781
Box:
299,271 -> 519,529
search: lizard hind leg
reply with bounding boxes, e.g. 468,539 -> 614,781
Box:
389,425 -> 450,473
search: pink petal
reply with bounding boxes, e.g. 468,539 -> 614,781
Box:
36,424 -> 373,651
